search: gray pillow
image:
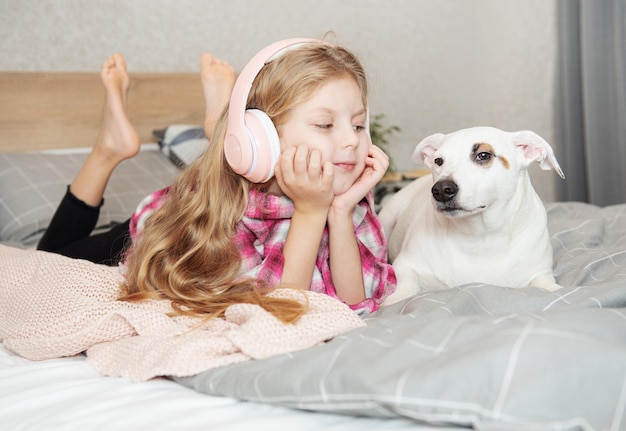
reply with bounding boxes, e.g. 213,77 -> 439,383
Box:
0,149 -> 181,248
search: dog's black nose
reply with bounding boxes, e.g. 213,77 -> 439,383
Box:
432,180 -> 458,202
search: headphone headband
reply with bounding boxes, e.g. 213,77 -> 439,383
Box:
224,38 -> 320,183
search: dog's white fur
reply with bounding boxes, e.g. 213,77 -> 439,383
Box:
380,126 -> 565,305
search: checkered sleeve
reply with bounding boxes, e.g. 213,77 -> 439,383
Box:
348,200 -> 397,313
128,187 -> 170,243
233,216 -> 289,288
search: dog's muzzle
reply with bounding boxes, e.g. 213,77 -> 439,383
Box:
431,179 -> 485,216
432,179 -> 458,203
431,179 -> 466,215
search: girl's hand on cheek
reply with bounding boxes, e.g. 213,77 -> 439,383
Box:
364,145 -> 390,183
275,144 -> 334,214
331,145 -> 390,212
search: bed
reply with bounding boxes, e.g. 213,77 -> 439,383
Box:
1,71 -> 625,431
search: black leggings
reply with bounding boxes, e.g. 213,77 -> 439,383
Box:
37,187 -> 132,266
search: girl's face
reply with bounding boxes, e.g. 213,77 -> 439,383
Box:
278,77 -> 369,195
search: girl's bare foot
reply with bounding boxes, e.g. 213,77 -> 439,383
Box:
69,54 -> 140,207
95,53 -> 140,163
200,53 -> 236,139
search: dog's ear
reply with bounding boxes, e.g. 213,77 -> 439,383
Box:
412,133 -> 445,167
511,130 -> 565,179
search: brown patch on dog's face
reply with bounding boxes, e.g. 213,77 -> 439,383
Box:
470,142 -> 511,170
471,143 -> 496,167
499,155 -> 510,169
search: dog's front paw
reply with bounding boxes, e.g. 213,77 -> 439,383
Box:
382,273 -> 420,306
381,291 -> 413,307
530,274 -> 563,292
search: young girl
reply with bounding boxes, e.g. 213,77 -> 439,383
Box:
42,39 -> 397,320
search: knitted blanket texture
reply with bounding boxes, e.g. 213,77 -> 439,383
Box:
0,245 -> 365,381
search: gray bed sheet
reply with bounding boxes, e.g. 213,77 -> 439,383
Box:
177,202 -> 626,431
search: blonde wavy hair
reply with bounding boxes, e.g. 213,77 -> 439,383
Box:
119,41 -> 369,324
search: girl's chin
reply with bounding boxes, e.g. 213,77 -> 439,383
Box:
332,168 -> 365,195
333,180 -> 356,196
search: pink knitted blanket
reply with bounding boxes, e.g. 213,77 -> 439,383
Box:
0,245 -> 365,381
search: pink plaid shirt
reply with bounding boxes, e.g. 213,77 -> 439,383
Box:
129,188 -> 396,314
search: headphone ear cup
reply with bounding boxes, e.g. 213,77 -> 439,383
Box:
243,109 -> 281,183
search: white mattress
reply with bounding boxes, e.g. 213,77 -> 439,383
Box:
0,344 -> 432,430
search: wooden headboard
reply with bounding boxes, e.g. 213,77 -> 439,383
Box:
0,72 -> 205,153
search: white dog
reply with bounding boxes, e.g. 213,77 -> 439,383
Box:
379,126 -> 565,305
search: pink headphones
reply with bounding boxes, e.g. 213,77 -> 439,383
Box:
224,38 -> 320,183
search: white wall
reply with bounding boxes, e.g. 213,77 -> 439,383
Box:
0,0 -> 559,200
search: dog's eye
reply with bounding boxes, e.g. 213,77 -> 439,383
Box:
434,158 -> 443,166
476,152 -> 492,162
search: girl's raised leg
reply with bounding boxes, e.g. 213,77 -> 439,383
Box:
200,53 -> 236,139
70,53 -> 140,207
